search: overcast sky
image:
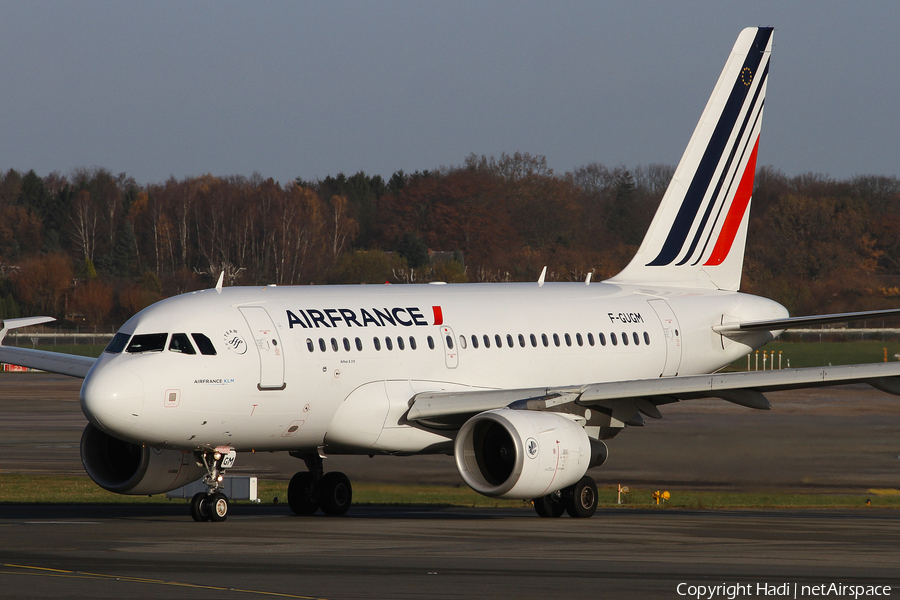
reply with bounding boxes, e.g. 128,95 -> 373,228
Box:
1,1 -> 898,185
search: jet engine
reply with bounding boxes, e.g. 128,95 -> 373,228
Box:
80,423 -> 205,495
454,409 -> 606,500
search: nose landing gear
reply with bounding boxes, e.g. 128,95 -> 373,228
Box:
190,449 -> 235,522
287,451 -> 353,516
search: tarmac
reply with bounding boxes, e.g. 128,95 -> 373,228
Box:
1,504 -> 898,599
1,372 -> 899,598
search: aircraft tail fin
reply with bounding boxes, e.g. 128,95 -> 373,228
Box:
608,27 -> 773,291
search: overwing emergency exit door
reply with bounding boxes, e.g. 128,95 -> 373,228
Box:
440,326 -> 458,368
239,306 -> 285,390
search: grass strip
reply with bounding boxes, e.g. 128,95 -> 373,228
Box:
1,474 -> 898,509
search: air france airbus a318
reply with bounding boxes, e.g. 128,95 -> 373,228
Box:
4,27 -> 900,522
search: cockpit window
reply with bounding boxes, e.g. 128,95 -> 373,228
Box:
105,332 -> 130,354
126,333 -> 168,353
169,333 -> 196,354
191,333 -> 217,356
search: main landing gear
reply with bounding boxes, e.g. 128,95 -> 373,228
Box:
190,449 -> 235,522
287,452 -> 353,516
533,475 -> 598,519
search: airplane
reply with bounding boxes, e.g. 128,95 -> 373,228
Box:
3,26 -> 900,522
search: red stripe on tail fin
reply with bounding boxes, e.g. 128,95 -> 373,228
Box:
704,138 -> 759,266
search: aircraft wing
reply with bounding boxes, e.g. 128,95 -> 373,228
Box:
0,317 -> 96,378
407,362 -> 900,429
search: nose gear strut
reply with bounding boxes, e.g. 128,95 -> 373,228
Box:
190,448 -> 235,522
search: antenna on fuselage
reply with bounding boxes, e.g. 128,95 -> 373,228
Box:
537,266 -> 547,287
215,271 -> 224,294
585,271 -> 592,285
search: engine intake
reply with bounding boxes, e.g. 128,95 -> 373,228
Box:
454,409 -> 599,499
80,423 -> 205,495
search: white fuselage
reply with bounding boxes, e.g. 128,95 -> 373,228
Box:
80,282 -> 786,455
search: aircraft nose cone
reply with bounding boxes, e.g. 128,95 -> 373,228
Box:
80,364 -> 145,433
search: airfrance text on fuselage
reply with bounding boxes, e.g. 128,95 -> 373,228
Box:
287,307 -> 438,329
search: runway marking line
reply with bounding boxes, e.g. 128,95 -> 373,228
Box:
0,563 -> 326,599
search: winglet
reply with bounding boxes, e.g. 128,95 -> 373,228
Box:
215,271 -> 225,293
0,316 -> 56,345
537,266 -> 547,287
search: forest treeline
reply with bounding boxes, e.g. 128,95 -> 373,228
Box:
1,152 -> 899,328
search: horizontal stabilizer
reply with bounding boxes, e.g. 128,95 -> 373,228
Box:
714,308 -> 900,333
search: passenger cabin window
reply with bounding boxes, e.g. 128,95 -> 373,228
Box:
427,336 -> 435,350
588,333 -> 595,346
409,337 -> 417,350
599,333 -> 607,346
621,332 -> 629,346
530,334 -> 537,347
471,335 -> 479,349
343,338 -> 351,352
633,332 -> 640,346
610,333 -> 618,346
169,333 -> 196,354
518,334 -> 525,348
386,337 -> 394,350
356,338 -> 363,351
307,338 -> 314,352
105,332 -> 130,354
397,336 -> 405,350
644,332 -> 651,345
483,335 -> 491,349
191,333 -> 217,355
126,333 -> 167,353
373,337 -> 381,351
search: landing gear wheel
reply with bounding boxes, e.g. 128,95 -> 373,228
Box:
288,471 -> 320,515
563,476 -> 598,519
191,492 -> 211,522
319,472 -> 352,516
533,492 -> 566,518
209,492 -> 229,522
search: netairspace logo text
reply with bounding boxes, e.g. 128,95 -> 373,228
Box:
676,582 -> 891,599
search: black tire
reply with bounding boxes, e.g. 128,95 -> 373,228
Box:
209,492 -> 229,522
190,492 -> 210,522
288,471 -> 320,515
564,476 -> 598,519
533,492 -> 565,518
319,472 -> 352,516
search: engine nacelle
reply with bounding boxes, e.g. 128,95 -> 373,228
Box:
454,409 -> 601,500
80,423 -> 205,495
